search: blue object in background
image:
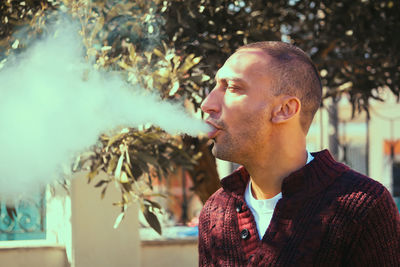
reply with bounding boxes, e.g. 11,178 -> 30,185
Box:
0,192 -> 46,241
178,226 -> 198,237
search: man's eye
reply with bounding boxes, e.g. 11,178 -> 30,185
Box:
227,86 -> 240,92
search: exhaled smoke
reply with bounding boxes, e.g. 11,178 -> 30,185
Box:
0,21 -> 210,198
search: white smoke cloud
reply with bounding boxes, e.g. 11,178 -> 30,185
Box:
0,20 -> 209,198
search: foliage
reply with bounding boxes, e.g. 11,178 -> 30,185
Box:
76,127 -> 203,234
0,0 -> 220,234
158,0 -> 400,114
64,0 -> 218,233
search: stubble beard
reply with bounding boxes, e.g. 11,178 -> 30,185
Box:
211,133 -> 235,162
211,120 -> 267,165
211,131 -> 250,165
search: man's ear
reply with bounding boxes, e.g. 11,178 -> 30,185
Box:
271,96 -> 301,124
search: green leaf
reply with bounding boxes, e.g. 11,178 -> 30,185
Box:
101,186 -> 108,199
107,155 -> 119,175
115,151 -> 127,177
94,180 -> 109,187
124,162 -> 135,179
120,171 -> 130,183
169,80 -> 180,96
189,74 -> 211,84
144,198 -> 162,210
142,205 -> 162,235
136,151 -> 159,166
179,54 -> 201,74
153,48 -> 165,59
87,168 -> 100,183
121,181 -> 132,192
113,212 -> 125,229
106,133 -> 126,148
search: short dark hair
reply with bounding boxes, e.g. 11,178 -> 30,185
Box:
237,41 -> 322,133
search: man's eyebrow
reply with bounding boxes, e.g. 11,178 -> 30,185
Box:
228,78 -> 247,84
215,74 -> 248,86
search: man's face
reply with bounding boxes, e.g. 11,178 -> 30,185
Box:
201,49 -> 277,163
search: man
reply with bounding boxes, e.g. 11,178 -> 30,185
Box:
198,41 -> 400,266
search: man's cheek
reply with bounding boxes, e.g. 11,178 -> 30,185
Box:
223,93 -> 247,107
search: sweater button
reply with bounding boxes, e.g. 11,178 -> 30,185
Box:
240,228 -> 250,240
235,202 -> 243,213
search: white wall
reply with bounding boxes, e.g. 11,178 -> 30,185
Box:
70,172 -> 140,267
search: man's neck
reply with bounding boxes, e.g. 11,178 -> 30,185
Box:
245,148 -> 308,200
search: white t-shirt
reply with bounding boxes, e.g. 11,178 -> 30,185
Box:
244,151 -> 314,240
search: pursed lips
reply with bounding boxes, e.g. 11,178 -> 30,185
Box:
205,120 -> 223,139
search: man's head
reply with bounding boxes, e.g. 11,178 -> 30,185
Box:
201,41 -> 322,163
238,42 -> 322,132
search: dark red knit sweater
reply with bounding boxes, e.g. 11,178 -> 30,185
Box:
198,150 -> 400,266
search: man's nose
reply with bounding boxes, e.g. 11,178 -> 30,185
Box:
201,89 -> 220,115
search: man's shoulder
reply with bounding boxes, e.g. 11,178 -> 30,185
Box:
335,168 -> 386,196
329,168 -> 392,221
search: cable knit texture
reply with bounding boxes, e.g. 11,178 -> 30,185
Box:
198,150 -> 400,266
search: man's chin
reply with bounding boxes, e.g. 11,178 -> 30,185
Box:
211,145 -> 232,161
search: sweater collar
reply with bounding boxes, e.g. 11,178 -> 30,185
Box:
220,150 -> 349,199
